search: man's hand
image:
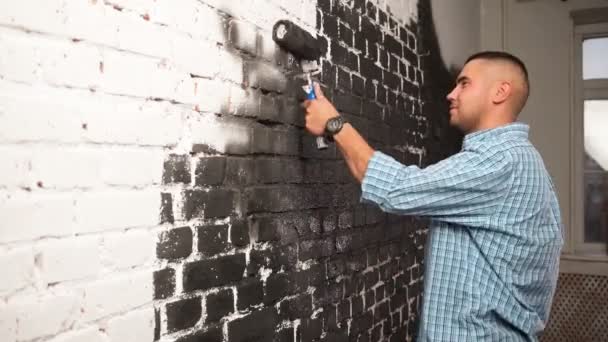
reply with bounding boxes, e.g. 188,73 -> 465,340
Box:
301,83 -> 340,136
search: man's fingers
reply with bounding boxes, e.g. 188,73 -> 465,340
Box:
301,100 -> 310,109
313,82 -> 325,99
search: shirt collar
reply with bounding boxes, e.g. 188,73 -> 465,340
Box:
462,122 -> 529,149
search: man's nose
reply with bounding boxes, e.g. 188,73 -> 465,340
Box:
446,88 -> 456,102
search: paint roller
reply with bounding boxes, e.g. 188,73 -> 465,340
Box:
272,20 -> 328,149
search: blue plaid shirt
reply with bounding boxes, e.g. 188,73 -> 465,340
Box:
361,123 -> 563,341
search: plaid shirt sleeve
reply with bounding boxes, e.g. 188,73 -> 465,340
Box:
361,150 -> 513,227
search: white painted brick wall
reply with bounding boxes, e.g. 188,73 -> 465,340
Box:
100,229 -> 157,270
80,270 -> 153,323
0,0 -> 315,340
36,236 -> 102,285
10,292 -> 82,341
106,308 -> 155,342
46,327 -> 105,342
0,246 -> 35,294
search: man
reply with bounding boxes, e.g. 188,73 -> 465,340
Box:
302,51 -> 563,341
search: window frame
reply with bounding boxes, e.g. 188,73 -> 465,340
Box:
563,20 -> 608,275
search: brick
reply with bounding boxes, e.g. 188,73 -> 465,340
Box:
237,278 -> 264,310
298,318 -> 323,341
352,74 -> 365,96
245,186 -> 306,213
0,145 -> 164,189
251,215 -> 298,245
277,97 -> 303,127
228,19 -> 257,55
331,40 -> 348,65
384,35 -> 402,57
227,307 -> 278,342
404,46 -> 418,68
251,245 -> 297,272
189,115 -> 253,156
339,23 -> 353,46
254,158 -> 283,184
195,157 -> 226,186
45,327 -> 104,342
336,4 -> 359,29
225,157 -> 255,186
166,297 -> 202,333
106,308 -> 154,342
259,94 -> 280,122
157,226 -> 192,260
377,85 -> 387,104
274,327 -> 295,342
182,188 -> 237,220
230,219 -> 250,247
279,294 -> 313,320
162,154 -> 191,184
352,295 -> 364,316
183,254 -> 246,292
264,273 -> 292,304
80,271 -> 152,323
175,327 -> 223,342
251,126 -> 272,154
224,86 -> 260,117
390,54 -> 400,73
270,128 -> 300,156
337,299 -> 351,322
37,236 -> 101,284
360,58 -> 382,81
0,82 -> 180,146
0,246 -> 35,293
336,234 -> 353,253
11,293 -> 80,341
323,14 -> 338,37
334,92 -> 362,115
327,257 -> 346,279
361,18 -> 380,43
318,0 -> 332,13
245,61 -> 288,93
74,189 -> 161,235
337,67 -> 351,91
350,311 -> 373,336
197,224 -> 229,256
206,288 -> 234,322
153,268 -> 175,300
101,230 -> 157,269
160,193 -> 174,224
344,51 -> 359,71
321,60 -> 337,89
257,30 -> 278,63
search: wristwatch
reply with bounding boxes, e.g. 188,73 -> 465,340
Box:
324,116 -> 346,138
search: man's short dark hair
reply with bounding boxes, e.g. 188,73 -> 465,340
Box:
466,51 -> 530,113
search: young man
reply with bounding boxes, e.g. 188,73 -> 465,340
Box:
302,51 -> 563,341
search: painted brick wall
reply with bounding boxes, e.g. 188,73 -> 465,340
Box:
0,0 -> 459,341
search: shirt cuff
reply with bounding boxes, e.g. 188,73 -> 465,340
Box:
361,151 -> 404,206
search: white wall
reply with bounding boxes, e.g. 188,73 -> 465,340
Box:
480,0 -> 608,256
430,0 -> 481,70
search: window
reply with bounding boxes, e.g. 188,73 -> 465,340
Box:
570,19 -> 608,267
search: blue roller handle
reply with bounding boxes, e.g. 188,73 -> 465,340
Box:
307,87 -> 317,100
306,84 -> 329,150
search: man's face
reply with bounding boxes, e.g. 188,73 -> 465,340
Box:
446,59 -> 491,133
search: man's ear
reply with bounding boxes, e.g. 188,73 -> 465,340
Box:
493,81 -> 511,104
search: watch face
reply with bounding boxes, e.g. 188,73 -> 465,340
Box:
328,118 -> 340,132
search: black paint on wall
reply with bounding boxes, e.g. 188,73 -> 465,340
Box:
154,0 -> 462,341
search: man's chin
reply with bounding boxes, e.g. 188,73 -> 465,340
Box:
448,117 -> 467,133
